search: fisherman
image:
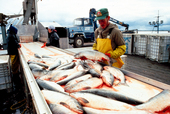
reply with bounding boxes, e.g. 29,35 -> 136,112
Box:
6,24 -> 22,89
92,8 -> 126,68
41,25 -> 60,48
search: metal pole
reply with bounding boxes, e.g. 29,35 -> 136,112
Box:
157,11 -> 159,33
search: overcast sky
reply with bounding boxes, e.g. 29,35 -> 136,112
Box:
0,0 -> 170,31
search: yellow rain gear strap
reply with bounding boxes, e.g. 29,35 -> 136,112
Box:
95,38 -> 125,68
10,55 -> 20,74
92,43 -> 97,50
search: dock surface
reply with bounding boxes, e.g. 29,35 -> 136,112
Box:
121,54 -> 170,85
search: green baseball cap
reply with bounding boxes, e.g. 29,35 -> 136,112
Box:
95,8 -> 109,21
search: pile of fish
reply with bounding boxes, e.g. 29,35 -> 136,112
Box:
27,51 -> 170,114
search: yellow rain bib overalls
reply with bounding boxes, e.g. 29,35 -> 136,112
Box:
95,35 -> 124,68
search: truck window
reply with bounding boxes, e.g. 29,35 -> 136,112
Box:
74,19 -> 83,26
84,19 -> 92,26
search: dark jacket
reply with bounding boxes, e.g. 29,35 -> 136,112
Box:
46,30 -> 60,48
6,30 -> 21,55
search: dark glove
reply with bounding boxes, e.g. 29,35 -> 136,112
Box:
41,42 -> 46,48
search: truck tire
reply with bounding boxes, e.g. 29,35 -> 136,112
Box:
73,37 -> 84,48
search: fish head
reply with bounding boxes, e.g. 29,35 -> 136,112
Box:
74,53 -> 80,59
103,66 -> 109,70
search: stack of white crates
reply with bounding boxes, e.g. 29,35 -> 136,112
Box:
0,55 -> 12,92
146,34 -> 170,63
133,34 -> 148,56
123,34 -> 133,54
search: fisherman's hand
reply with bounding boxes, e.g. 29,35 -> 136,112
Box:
105,53 -> 111,58
19,43 -> 21,48
41,42 -> 46,48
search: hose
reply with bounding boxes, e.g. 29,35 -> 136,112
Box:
10,98 -> 27,114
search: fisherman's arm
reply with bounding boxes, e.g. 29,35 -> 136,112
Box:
107,45 -> 126,59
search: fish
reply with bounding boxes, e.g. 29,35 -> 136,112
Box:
28,63 -> 44,70
79,89 -> 144,105
56,70 -> 87,85
87,68 -> 101,77
36,79 -> 66,94
84,60 -> 103,74
113,84 -> 159,103
42,55 -> 52,58
57,62 -> 76,70
65,77 -> 103,93
104,66 -> 127,86
70,92 -> 136,111
48,59 -> 61,70
41,90 -> 83,114
135,89 -> 170,113
64,74 -> 92,90
39,70 -> 63,81
28,57 -> 44,64
28,61 -> 49,69
83,107 -> 152,114
50,69 -> 75,82
74,50 -> 111,65
34,53 -> 41,58
49,103 -> 77,114
32,68 -> 48,78
101,70 -> 114,87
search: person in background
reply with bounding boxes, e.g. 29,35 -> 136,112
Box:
41,25 -> 60,48
6,24 -> 22,89
92,8 -> 126,68
6,24 -> 21,74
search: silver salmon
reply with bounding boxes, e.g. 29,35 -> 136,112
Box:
70,92 -> 136,111
50,69 -> 75,82
101,70 -> 114,87
87,68 -> 101,78
80,89 -> 144,105
48,59 -> 61,70
29,63 -> 44,70
83,107 -> 152,114
74,51 -> 111,65
49,103 -> 77,114
135,89 -> 170,113
57,62 -> 76,70
56,70 -> 87,85
39,70 -> 63,81
41,90 -> 83,113
84,60 -> 103,74
32,68 -> 48,78
28,61 -> 49,69
34,53 -> 41,58
36,79 -> 66,94
104,66 -> 127,86
65,77 -> 103,93
64,74 -> 92,90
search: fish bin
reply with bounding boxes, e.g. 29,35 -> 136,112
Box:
0,55 -> 12,92
133,34 -> 148,56
146,34 -> 170,63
